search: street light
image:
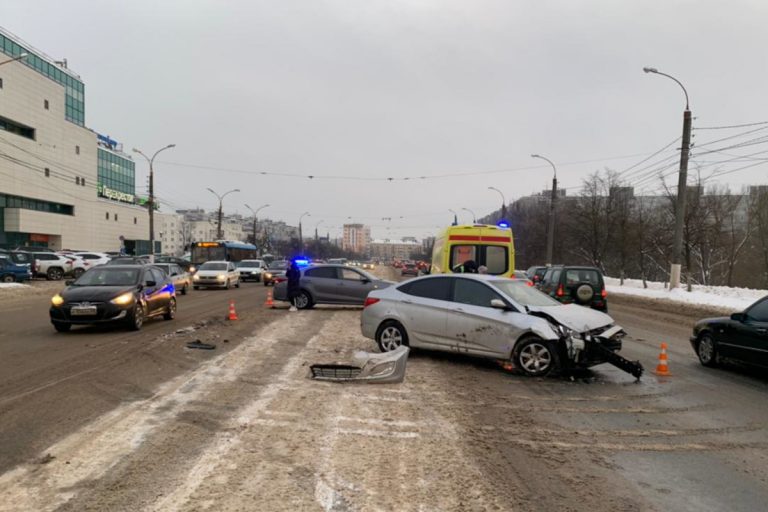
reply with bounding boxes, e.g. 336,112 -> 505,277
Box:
133,144 -> 176,260
207,188 -> 240,239
462,207 -> 477,224
643,66 -> 692,290
488,186 -> 507,220
298,211 -> 310,250
244,203 -> 269,247
531,154 -> 558,266
0,52 -> 28,66
448,209 -> 458,226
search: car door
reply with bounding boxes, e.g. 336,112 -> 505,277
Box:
446,278 -> 516,357
727,298 -> 768,365
141,268 -> 162,314
337,267 -> 376,304
395,277 -> 452,349
303,267 -> 343,303
229,262 -> 239,284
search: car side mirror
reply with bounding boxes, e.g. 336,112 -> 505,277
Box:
65,279 -> 74,286
730,312 -> 745,322
145,280 -> 157,287
361,278 -> 371,284
490,299 -> 509,311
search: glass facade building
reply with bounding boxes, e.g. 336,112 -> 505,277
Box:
0,30 -> 85,126
98,148 -> 136,198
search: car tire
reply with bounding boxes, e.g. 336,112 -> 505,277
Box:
515,338 -> 559,377
129,304 -> 145,331
53,322 -> 71,333
73,268 -> 85,278
1,274 -> 15,283
697,332 -> 718,367
164,298 -> 177,320
295,290 -> 313,310
47,267 -> 64,281
376,321 -> 409,352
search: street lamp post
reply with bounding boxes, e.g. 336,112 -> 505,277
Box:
133,144 -> 176,261
488,187 -> 507,220
314,220 -> 324,243
244,203 -> 269,247
448,209 -> 458,226
298,211 -> 310,251
643,66 -> 692,290
531,154 -> 558,266
0,53 -> 28,67
207,188 -> 240,239
462,208 -> 477,223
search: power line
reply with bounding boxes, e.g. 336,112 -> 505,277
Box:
694,120 -> 768,130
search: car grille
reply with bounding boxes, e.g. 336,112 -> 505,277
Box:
310,364 -> 362,380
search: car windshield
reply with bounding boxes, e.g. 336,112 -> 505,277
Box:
154,264 -> 172,274
239,260 -> 261,267
74,268 -> 140,286
490,279 -> 562,307
199,262 -> 228,271
269,261 -> 289,270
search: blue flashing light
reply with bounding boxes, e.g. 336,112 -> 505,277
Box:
497,220 -> 510,229
294,258 -> 310,267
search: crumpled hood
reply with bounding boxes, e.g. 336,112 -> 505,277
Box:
527,304 -> 613,333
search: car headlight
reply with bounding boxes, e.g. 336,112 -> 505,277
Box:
264,272 -> 272,279
217,274 -> 226,281
110,292 -> 135,305
193,274 -> 200,281
51,294 -> 64,306
189,266 -> 196,273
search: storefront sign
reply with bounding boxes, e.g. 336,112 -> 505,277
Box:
98,184 -> 135,204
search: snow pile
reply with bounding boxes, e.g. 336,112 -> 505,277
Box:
0,282 -> 30,289
605,277 -> 767,312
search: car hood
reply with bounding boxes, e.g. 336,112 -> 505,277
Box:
527,304 -> 613,333
196,270 -> 228,277
696,316 -> 729,327
62,285 -> 136,302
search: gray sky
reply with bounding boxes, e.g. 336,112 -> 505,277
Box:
3,0 -> 767,239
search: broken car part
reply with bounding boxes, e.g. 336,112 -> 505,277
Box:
310,345 -> 409,383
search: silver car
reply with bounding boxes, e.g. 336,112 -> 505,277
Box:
273,264 -> 394,309
361,274 -> 631,377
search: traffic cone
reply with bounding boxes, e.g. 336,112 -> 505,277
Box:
653,342 -> 671,376
227,300 -> 239,321
264,289 -> 275,308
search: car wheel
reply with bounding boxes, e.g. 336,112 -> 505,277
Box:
47,267 -> 64,280
129,304 -> 145,331
1,274 -> 14,283
376,321 -> 408,352
164,298 -> 177,320
295,290 -> 313,310
73,268 -> 85,278
54,322 -> 71,333
697,333 -> 718,367
515,338 -> 558,377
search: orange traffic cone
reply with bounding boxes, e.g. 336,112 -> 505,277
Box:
653,342 -> 671,376
227,300 -> 239,321
264,289 -> 275,308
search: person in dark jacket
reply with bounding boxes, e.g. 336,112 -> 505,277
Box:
286,260 -> 301,311
452,259 -> 478,273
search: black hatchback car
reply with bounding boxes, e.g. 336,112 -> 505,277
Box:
50,265 -> 176,332
690,295 -> 768,368
538,265 -> 607,311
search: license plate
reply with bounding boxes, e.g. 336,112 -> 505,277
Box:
71,306 -> 97,316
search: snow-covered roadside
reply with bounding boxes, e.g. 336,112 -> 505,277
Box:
0,283 -> 29,289
605,277 -> 767,312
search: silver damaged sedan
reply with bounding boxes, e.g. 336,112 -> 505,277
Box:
361,274 -> 636,377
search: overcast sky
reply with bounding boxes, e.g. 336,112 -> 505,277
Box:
3,1 -> 767,239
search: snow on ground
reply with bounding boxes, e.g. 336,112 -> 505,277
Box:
0,283 -> 29,289
605,277 -> 767,312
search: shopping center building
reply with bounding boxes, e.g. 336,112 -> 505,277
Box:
0,26 -> 152,251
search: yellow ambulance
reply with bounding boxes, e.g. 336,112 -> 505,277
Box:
430,224 -> 515,277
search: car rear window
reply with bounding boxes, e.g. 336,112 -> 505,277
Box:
399,277 -> 451,301
306,267 -> 337,279
563,269 -> 602,288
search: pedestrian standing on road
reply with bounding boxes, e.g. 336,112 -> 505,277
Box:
286,260 -> 301,312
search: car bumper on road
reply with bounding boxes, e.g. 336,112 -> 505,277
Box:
50,303 -> 131,325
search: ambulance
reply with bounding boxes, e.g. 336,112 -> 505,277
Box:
430,224 -> 515,277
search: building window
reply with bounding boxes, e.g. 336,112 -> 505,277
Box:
44,168 -> 50,177
44,99 -> 49,110
0,78 -> 3,88
81,178 -> 85,187
106,212 -> 109,220
134,217 -> 137,224
76,177 -> 80,185
114,213 -> 118,221
75,145 -> 80,155
0,115 -> 35,140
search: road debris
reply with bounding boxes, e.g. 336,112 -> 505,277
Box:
186,341 -> 216,350
310,345 -> 409,383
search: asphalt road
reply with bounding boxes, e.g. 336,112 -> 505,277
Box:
0,273 -> 766,511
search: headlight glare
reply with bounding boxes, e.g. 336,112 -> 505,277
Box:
51,294 -> 64,306
110,292 -> 135,305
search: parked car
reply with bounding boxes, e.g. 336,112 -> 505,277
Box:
153,263 -> 192,295
0,257 -> 32,283
262,260 -> 290,286
31,252 -> 74,280
154,255 -> 196,274
526,265 -> 548,285
361,274 -> 628,377
49,264 -> 176,332
106,256 -> 150,265
273,264 -> 394,309
73,252 -> 112,267
537,265 -> 607,311
192,261 -> 240,289
513,270 -> 534,286
401,263 -> 419,277
60,254 -> 89,278
690,295 -> 768,368
237,259 -> 266,282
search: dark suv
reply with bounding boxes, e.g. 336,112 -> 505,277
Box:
538,265 -> 607,311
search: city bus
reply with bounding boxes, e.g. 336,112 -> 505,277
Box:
190,241 -> 258,266
430,224 -> 515,277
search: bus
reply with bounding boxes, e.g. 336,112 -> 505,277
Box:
190,241 -> 258,266
430,224 -> 515,277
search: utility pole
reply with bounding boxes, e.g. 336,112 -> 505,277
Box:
207,188 -> 240,240
532,154 -> 558,266
643,67 -> 691,290
298,212 -> 310,252
133,144 -> 176,261
245,204 -> 269,246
